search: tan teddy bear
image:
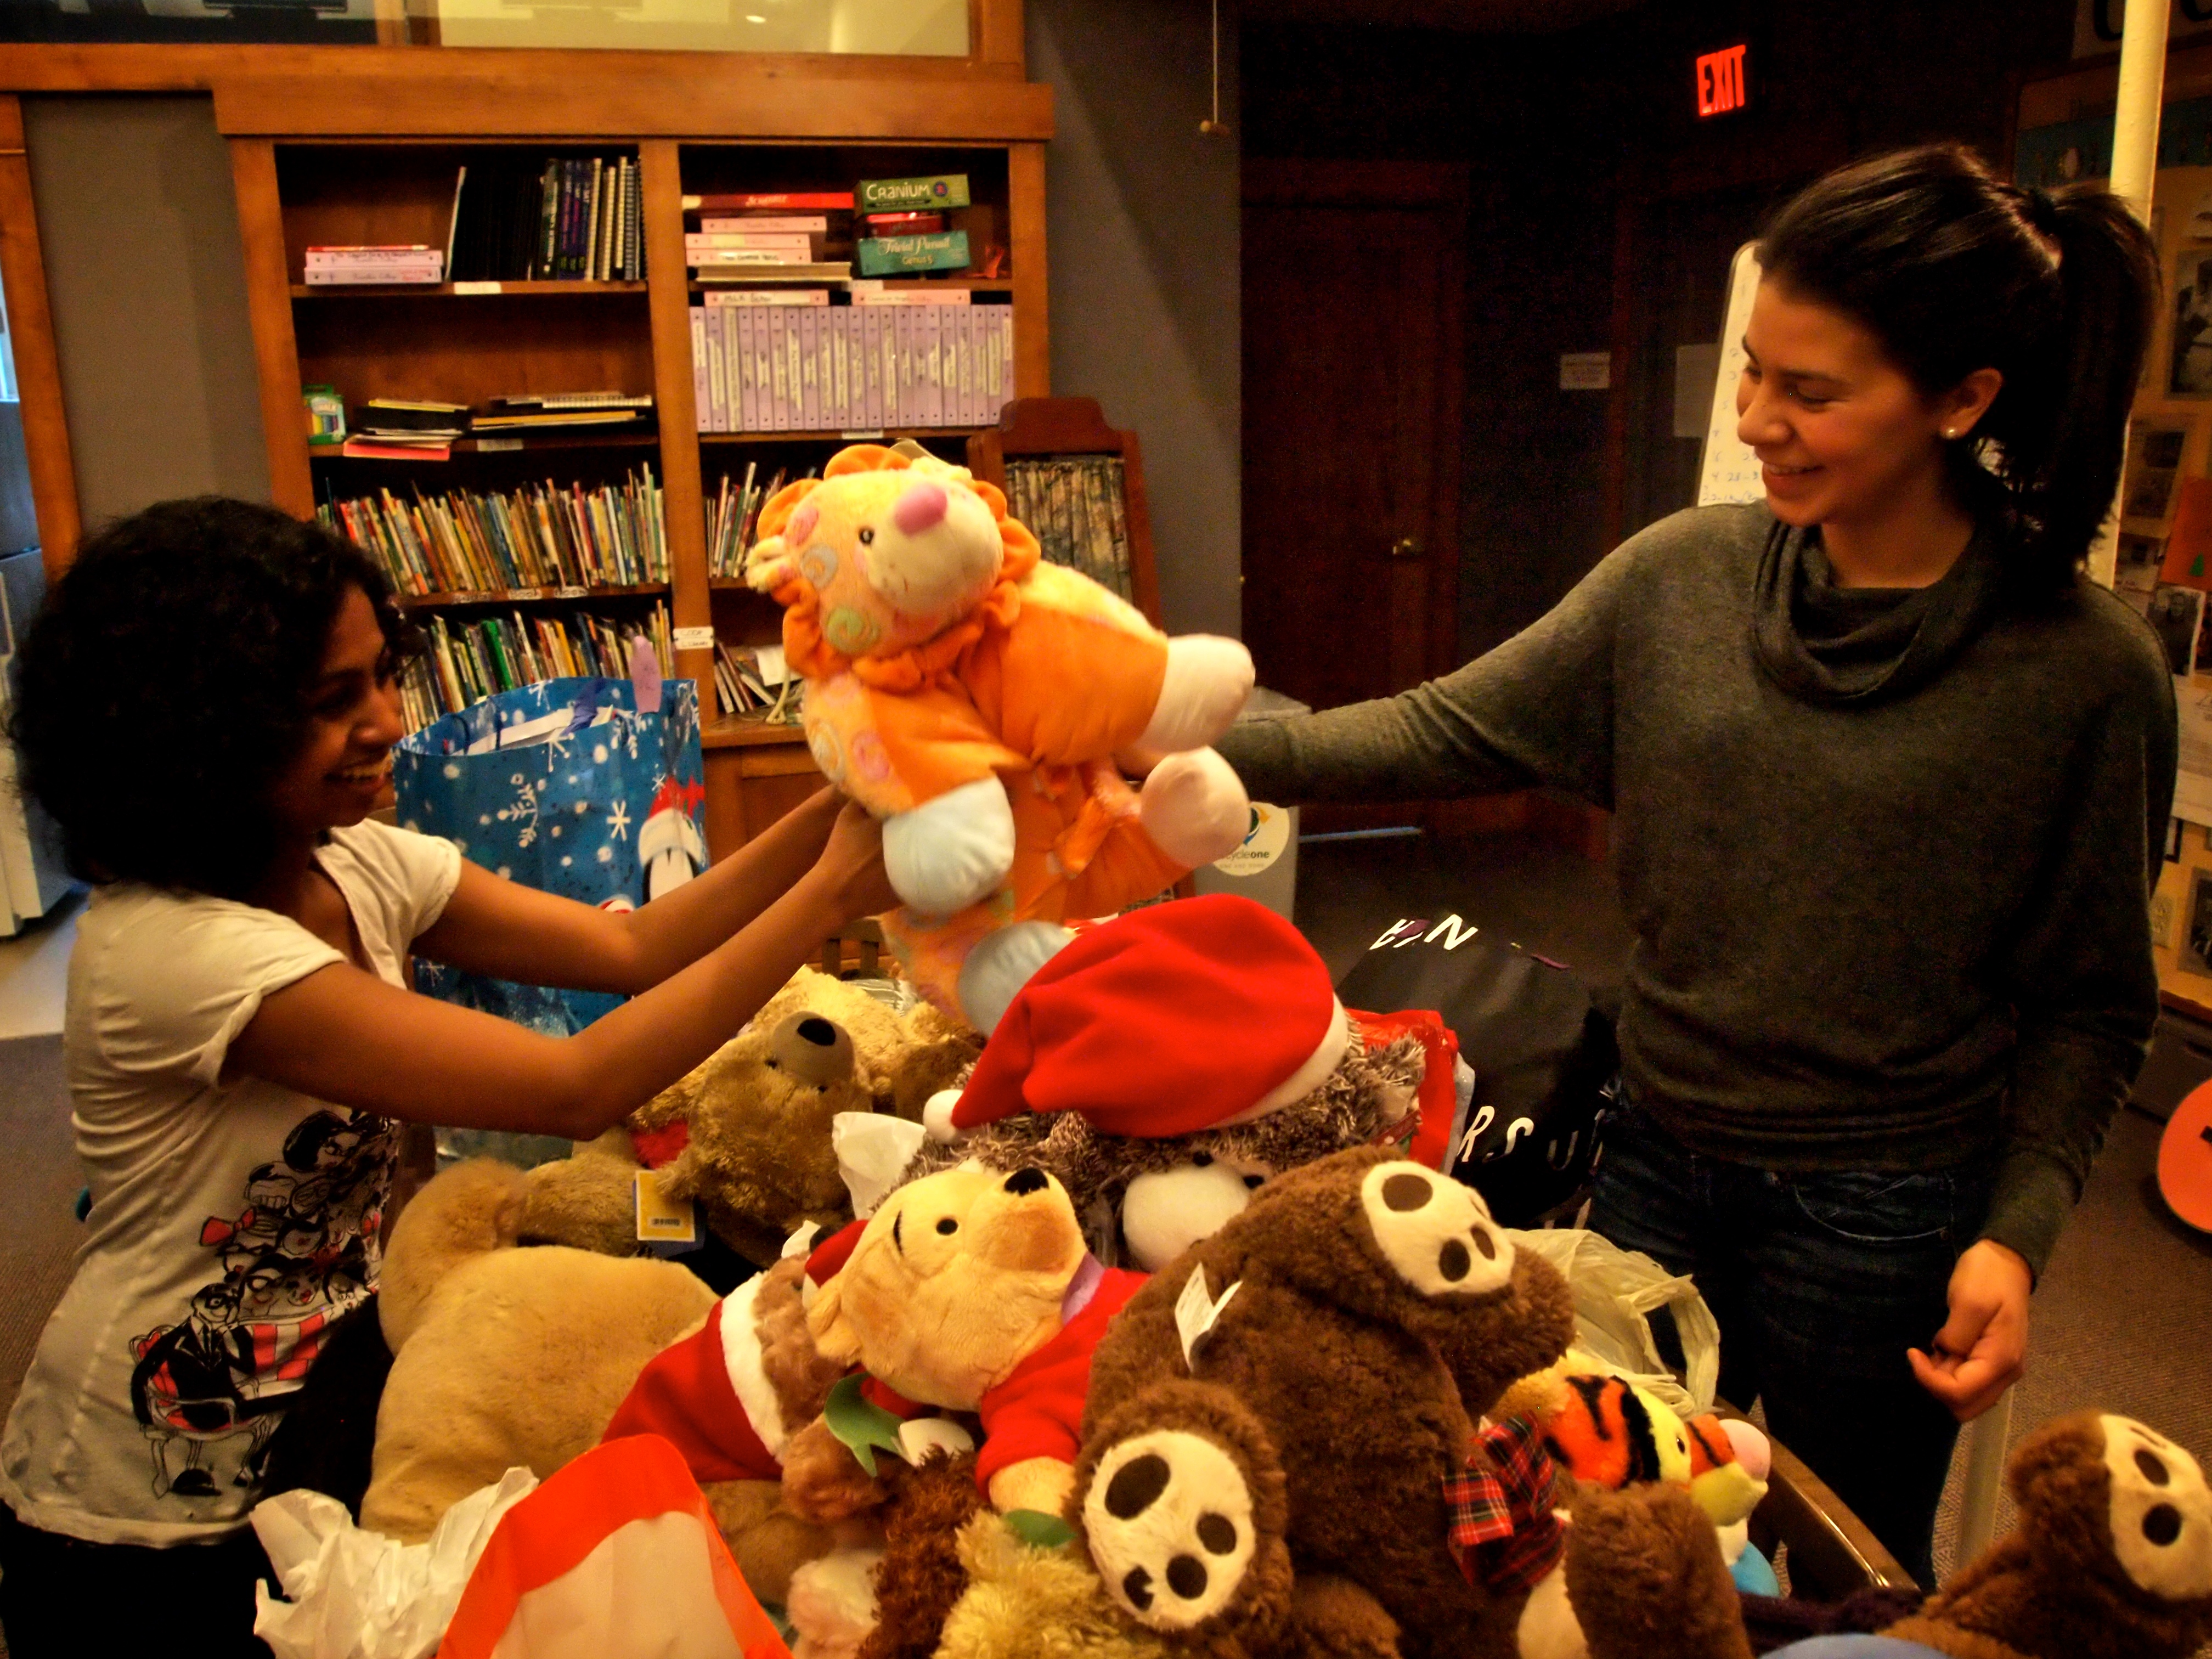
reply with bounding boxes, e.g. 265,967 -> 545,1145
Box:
520,968 -> 980,1268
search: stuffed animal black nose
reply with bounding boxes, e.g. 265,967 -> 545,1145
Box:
1002,1167 -> 1049,1197
795,1017 -> 837,1047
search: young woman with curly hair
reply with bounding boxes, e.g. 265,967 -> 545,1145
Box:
0,497 -> 895,1654
1218,145 -> 2174,1585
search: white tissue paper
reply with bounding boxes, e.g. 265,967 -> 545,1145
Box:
251,1467 -> 540,1659
834,1110 -> 928,1217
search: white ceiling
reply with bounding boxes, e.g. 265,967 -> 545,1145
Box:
1246,0 -> 1647,33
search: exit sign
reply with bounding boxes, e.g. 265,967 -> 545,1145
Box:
1697,44 -> 1748,117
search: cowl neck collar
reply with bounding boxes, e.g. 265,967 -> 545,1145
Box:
1751,514 -> 2006,709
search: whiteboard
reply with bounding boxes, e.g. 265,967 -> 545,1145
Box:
1696,242 -> 1765,506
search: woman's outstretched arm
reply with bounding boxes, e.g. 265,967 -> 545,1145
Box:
227,801 -> 898,1141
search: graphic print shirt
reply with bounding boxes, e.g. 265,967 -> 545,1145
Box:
0,820 -> 461,1545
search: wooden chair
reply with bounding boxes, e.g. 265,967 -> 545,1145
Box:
967,396 -> 1164,627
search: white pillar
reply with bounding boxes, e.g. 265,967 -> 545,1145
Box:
2092,0 -> 2171,588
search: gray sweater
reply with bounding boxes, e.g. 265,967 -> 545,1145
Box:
1218,503 -> 2177,1278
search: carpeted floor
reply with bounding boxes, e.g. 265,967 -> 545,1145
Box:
0,1035 -> 82,1433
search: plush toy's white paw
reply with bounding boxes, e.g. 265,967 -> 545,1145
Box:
883,777 -> 1016,917
1358,1161 -> 1515,1297
1139,748 -> 1250,869
1083,1430 -> 1257,1631
785,1546 -> 882,1659
1139,636 -> 1255,755
1122,1161 -> 1258,1271
957,922 -> 1073,1035
1516,1562 -> 1589,1659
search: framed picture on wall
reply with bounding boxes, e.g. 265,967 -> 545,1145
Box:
2125,421 -> 2191,520
2185,868 -> 2212,976
2173,252 -> 2212,397
2150,583 -> 2208,676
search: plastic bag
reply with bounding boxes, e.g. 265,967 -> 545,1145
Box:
251,1467 -> 539,1659
394,675 -> 707,1039
438,1434 -> 789,1659
1505,1227 -> 1719,1419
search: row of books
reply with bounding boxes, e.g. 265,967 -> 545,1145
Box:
704,462 -> 795,581
321,469 -> 668,597
445,155 -> 645,284
336,393 -> 656,457
691,302 -> 1013,433
399,605 -> 675,731
710,640 -> 796,720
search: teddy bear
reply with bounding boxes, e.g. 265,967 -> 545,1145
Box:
745,440 -> 1254,1030
360,1158 -> 721,1544
360,1154 -> 858,1605
1865,1412 -> 2212,1659
1068,1145 -> 1757,1659
518,966 -> 981,1268
891,894 -> 1443,1272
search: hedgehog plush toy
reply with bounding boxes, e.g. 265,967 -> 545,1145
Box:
898,894 -> 1443,1271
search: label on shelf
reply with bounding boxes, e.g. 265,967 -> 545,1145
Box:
674,626 -> 716,652
477,438 -> 524,453
454,281 -> 504,295
511,587 -> 544,600
840,430 -> 888,440
557,585 -> 590,599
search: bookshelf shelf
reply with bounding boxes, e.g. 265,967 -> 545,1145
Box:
397,582 -> 671,611
237,115 -> 1050,856
686,276 -> 1015,295
703,717 -> 809,750
291,280 -> 651,299
312,430 -> 661,458
698,427 -> 985,446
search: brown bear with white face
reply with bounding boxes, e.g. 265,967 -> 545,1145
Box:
1886,1412 -> 2212,1659
1068,1146 -> 1754,1659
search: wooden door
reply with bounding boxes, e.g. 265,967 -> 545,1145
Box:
1242,161 -> 1465,713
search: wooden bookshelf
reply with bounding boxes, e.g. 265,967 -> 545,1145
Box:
395,582 -> 670,611
220,76 -> 1053,857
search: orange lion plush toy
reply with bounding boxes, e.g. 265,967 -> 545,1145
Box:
747,441 -> 1253,1030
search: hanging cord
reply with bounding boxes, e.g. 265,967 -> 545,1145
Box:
1200,0 -> 1229,137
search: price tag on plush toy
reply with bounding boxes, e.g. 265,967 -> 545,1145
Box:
1175,1265 -> 1242,1369
632,1169 -> 698,1249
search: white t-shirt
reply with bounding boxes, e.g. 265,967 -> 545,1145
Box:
0,820 -> 461,1545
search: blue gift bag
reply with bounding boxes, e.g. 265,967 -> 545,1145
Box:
394,676 -> 707,1037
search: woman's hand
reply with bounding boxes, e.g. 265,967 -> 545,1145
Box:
807,799 -> 900,923
1908,1238 -> 2032,1421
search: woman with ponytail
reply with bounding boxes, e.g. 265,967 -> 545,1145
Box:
1218,144 -> 2172,1584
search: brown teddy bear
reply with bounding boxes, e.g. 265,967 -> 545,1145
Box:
520,969 -> 980,1267
1877,1412 -> 2212,1659
1069,1144 -> 1754,1659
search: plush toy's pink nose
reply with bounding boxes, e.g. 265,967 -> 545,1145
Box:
892,481 -> 948,535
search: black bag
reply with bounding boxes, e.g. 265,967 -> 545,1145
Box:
1336,913 -> 1615,1227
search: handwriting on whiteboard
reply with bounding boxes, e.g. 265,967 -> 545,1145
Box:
1698,242 -> 1766,507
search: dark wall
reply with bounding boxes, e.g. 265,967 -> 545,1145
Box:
1030,0 -> 1242,637
1244,0 -> 2078,662
24,96 -> 272,529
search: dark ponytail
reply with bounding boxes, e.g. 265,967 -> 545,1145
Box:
1756,144 -> 2158,591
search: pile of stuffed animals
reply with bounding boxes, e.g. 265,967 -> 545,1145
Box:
325,447 -> 2212,1659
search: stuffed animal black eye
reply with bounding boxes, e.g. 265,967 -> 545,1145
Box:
1192,1153 -> 1213,1167
2138,1448 -> 2172,1486
1243,1175 -> 1264,1190
859,527 -> 876,545
936,1217 -> 958,1235
765,1058 -> 780,1070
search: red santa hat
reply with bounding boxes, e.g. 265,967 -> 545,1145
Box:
926,895 -> 1347,1141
